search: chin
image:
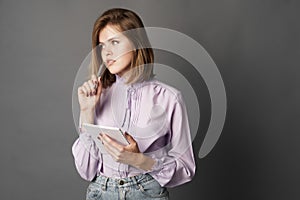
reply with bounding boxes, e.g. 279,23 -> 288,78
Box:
108,65 -> 127,75
107,66 -> 115,73
108,69 -> 121,76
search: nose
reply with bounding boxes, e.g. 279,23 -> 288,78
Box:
101,44 -> 112,55
101,47 -> 112,60
105,49 -> 112,57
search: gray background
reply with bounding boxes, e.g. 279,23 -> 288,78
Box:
1,0 -> 299,199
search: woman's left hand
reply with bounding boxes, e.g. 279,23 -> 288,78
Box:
98,132 -> 153,170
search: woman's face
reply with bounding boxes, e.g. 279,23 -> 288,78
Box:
99,25 -> 134,77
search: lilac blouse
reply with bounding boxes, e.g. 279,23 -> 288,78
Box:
72,75 -> 196,187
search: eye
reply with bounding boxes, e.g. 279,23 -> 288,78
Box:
111,40 -> 119,45
99,43 -> 105,49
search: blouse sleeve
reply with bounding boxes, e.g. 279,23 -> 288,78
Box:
148,92 -> 196,187
71,123 -> 102,181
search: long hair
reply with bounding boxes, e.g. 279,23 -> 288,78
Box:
90,8 -> 154,88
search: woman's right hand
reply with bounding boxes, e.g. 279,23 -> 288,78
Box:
78,74 -> 102,112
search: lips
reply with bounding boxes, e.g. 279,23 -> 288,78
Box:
106,59 -> 116,66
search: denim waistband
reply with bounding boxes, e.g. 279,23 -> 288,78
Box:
92,173 -> 154,190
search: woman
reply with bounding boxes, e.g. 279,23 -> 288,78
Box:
72,8 -> 196,200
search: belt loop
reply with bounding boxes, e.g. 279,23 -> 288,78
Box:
101,177 -> 109,191
131,175 -> 138,185
132,175 -> 141,190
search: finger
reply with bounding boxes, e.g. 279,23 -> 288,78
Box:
98,135 -> 120,156
78,87 -> 85,95
92,76 -> 98,90
96,76 -> 102,95
101,134 -> 125,151
91,74 -> 97,81
124,132 -> 135,144
83,82 -> 92,96
99,136 -> 116,156
87,80 -> 96,95
79,86 -> 88,97
91,74 -> 98,89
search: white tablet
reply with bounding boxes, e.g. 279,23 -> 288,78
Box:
81,123 -> 129,153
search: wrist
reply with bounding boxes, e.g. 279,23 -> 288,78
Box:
80,107 -> 95,112
80,109 -> 96,125
134,153 -> 155,171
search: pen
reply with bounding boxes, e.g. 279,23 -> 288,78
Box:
97,64 -> 102,77
94,64 -> 103,90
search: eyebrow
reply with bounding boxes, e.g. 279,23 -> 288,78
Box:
99,36 -> 120,44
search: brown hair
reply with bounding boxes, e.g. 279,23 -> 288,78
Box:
90,8 -> 154,88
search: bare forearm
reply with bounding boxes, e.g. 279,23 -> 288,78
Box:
134,153 -> 155,171
80,109 -> 95,125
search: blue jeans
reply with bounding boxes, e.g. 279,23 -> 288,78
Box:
86,173 -> 169,200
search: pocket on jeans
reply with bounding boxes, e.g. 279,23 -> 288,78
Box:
139,179 -> 169,198
86,182 -> 102,200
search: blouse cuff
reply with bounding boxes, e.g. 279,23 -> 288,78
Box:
146,154 -> 164,173
78,132 -> 99,160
